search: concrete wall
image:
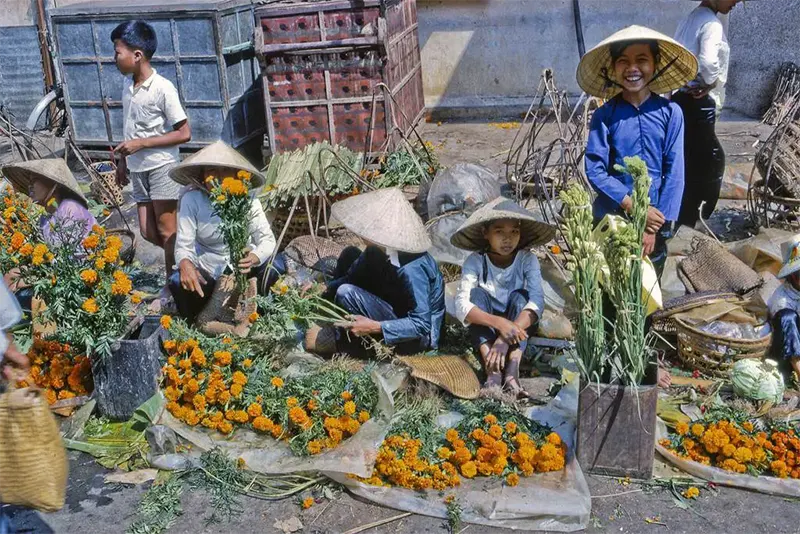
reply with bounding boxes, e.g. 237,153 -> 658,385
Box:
417,0 -> 688,113
726,0 -> 800,117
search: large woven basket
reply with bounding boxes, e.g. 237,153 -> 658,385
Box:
675,317 -> 771,378
90,161 -> 124,207
0,386 -> 68,511
270,202 -> 317,252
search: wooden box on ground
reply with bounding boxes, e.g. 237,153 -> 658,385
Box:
576,374 -> 658,480
255,0 -> 424,155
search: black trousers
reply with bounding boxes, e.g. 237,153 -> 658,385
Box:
674,92 -> 726,228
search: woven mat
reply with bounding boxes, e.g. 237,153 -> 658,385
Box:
678,238 -> 763,295
651,291 -> 741,323
398,355 -> 481,400
284,236 -> 346,275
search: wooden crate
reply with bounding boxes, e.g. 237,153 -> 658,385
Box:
256,0 -> 424,154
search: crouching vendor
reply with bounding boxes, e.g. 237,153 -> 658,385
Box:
167,141 -> 279,323
768,235 -> 800,379
306,188 -> 445,356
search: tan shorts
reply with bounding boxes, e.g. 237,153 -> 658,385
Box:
130,162 -> 181,203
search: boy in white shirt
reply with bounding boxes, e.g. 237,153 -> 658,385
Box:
111,21 -> 191,301
451,198 -> 555,396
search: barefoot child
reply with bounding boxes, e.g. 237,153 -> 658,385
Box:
451,198 -> 556,396
111,21 -> 191,305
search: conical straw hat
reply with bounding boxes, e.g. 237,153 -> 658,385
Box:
399,355 -> 481,399
169,140 -> 265,187
450,197 -> 556,252
331,188 -> 431,254
1,158 -> 88,206
778,234 -> 800,279
576,25 -> 698,99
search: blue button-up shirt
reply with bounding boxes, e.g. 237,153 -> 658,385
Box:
585,94 -> 685,222
327,249 -> 445,350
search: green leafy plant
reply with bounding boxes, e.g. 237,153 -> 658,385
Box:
372,142 -> 440,189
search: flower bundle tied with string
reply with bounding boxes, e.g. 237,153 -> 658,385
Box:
206,170 -> 254,292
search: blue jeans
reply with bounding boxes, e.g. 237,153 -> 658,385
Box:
467,287 -> 538,359
333,283 -> 426,356
771,309 -> 800,377
168,254 -> 287,323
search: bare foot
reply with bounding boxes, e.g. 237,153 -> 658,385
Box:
658,368 -> 672,388
483,372 -> 503,389
503,377 -> 534,399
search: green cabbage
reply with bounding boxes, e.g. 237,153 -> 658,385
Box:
730,359 -> 785,404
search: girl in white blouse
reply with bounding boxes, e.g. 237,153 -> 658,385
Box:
451,198 -> 555,396
167,141 -> 278,322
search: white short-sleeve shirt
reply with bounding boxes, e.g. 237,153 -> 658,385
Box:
122,70 -> 188,173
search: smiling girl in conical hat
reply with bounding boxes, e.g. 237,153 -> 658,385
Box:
768,235 -> 800,381
578,25 -> 697,276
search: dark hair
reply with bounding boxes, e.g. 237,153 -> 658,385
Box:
111,21 -> 157,59
609,39 -> 660,66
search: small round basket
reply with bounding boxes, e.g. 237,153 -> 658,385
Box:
107,228 -> 137,265
675,317 -> 772,378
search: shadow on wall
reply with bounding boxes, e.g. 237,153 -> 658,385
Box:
415,0 -> 703,116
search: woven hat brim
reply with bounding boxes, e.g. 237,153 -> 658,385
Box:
399,355 -> 481,399
450,198 -> 556,251
168,141 -> 265,188
331,188 -> 432,254
576,25 -> 699,99
1,160 -> 87,206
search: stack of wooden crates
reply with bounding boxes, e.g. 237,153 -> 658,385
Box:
255,0 -> 424,156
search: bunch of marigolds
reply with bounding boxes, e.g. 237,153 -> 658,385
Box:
18,338 -> 93,404
356,413 -> 567,490
0,189 -> 43,272
206,170 -> 253,291
661,418 -> 800,479
161,317 -> 379,456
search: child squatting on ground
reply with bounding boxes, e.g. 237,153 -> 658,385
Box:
111,20 -> 191,306
451,198 -> 556,398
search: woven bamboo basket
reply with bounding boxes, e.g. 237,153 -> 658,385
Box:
90,161 -> 124,207
269,197 -> 321,251
675,317 -> 771,378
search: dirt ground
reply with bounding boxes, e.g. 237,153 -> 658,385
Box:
7,116 -> 800,533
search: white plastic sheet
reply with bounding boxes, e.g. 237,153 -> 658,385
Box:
330,374 -> 591,532
158,360 -> 407,478
655,420 -> 800,498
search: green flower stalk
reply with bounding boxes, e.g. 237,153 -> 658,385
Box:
559,185 -> 607,382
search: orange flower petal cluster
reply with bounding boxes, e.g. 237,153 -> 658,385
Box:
19,338 -> 93,403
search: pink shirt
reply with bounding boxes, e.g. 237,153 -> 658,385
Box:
40,198 -> 97,247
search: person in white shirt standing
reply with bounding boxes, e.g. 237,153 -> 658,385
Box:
111,21 -> 192,303
674,0 -> 741,228
167,141 -> 278,322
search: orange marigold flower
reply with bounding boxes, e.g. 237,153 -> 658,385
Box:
247,403 -> 263,417
691,424 -> 705,437
343,400 -> 356,416
550,244 -> 562,255
218,421 -> 234,434
743,421 -> 755,433
438,447 -> 452,460
358,411 -> 370,423
80,269 -> 98,284
287,397 -> 299,408
341,391 -> 353,401
546,432 -> 562,446
682,487 -> 700,499
307,440 -> 323,455
301,497 -> 314,509
214,351 -> 232,366
271,376 -> 284,388
82,234 -> 100,249
18,243 -> 33,256
484,414 -> 498,425
307,399 -> 318,411
230,383 -> 243,397
242,359 -> 253,368
460,461 -> 477,478
252,416 -> 273,432
9,232 -> 24,251
232,371 -> 247,385
445,429 -> 459,443
488,424 -> 503,439
248,312 -> 259,323
82,298 -> 98,314
505,422 -> 518,434
193,394 -> 206,411
675,421 -> 690,436
160,315 -> 173,329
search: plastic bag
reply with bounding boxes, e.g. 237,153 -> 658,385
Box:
158,359 -> 407,478
330,374 -> 591,532
660,256 -> 688,301
419,163 -> 501,220
728,228 -> 795,276
698,320 -> 758,340
428,213 -> 472,266
656,420 -> 800,497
